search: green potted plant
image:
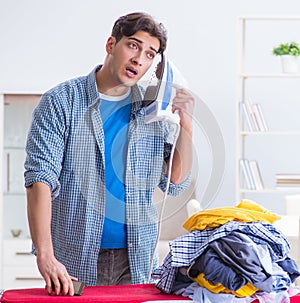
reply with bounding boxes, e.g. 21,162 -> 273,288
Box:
272,42 -> 300,73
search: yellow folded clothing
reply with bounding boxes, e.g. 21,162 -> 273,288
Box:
183,199 -> 281,231
194,273 -> 259,297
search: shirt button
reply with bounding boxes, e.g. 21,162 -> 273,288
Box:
127,218 -> 132,223
128,243 -> 133,248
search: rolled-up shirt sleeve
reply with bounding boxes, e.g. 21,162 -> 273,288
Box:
24,91 -> 69,199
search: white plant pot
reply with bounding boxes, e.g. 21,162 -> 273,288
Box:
280,55 -> 299,73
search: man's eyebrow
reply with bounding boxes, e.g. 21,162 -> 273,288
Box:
128,37 -> 159,54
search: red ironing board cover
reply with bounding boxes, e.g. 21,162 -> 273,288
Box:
1,284 -> 300,303
0,284 -> 191,303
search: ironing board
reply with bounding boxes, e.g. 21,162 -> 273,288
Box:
1,284 -> 300,303
0,284 -> 190,302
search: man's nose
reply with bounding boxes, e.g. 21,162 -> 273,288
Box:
131,53 -> 142,66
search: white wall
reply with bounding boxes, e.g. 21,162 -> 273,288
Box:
1,0 -> 300,214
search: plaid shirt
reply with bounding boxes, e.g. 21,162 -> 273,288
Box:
24,66 -> 190,286
152,221 -> 291,293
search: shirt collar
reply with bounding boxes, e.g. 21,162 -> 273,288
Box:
86,65 -> 102,105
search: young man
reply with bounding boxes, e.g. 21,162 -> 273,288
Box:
25,12 -> 194,296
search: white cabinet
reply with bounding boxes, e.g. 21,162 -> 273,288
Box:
2,239 -> 44,289
0,93 -> 42,289
236,16 -> 300,213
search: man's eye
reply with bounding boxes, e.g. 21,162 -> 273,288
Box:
129,43 -> 138,49
147,53 -> 155,59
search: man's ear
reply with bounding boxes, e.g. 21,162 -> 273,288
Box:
106,36 -> 116,54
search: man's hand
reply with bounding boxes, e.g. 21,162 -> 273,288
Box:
37,254 -> 77,296
172,88 -> 195,132
167,88 -> 195,184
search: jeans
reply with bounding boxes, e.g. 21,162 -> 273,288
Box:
96,248 -> 132,285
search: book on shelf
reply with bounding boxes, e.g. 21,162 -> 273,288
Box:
275,173 -> 300,188
249,160 -> 264,190
240,102 -> 254,132
252,103 -> 268,132
240,158 -> 264,190
240,99 -> 268,132
240,159 -> 253,189
276,173 -> 300,180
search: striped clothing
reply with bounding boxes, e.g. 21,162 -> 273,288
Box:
152,221 -> 291,293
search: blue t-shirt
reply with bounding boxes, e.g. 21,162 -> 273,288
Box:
99,90 -> 132,248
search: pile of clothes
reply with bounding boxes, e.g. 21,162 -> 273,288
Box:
152,200 -> 300,302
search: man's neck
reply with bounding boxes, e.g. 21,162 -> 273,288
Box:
96,66 -> 129,96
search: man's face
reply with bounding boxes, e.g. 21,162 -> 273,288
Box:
106,31 -> 160,88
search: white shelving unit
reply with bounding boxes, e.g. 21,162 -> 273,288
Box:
236,17 -> 300,271
0,93 -> 44,289
236,16 -> 300,205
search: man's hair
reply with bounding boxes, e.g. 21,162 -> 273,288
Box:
111,12 -> 167,53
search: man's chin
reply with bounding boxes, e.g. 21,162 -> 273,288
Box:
123,78 -> 138,87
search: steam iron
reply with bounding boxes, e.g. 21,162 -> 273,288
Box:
141,54 -> 187,124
